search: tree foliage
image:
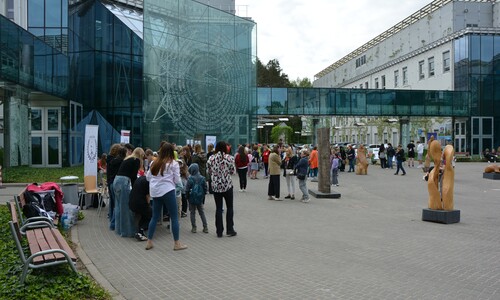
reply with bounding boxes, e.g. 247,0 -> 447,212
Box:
271,125 -> 293,143
289,77 -> 313,88
256,58 -> 290,87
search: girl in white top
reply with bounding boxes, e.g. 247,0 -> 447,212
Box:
145,142 -> 187,251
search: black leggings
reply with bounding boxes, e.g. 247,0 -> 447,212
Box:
237,168 -> 247,189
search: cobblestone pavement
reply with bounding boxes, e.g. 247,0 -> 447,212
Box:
3,163 -> 500,299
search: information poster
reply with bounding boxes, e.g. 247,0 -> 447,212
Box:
120,130 -> 130,143
205,135 -> 216,153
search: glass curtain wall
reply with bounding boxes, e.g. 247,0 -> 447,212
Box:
143,0 -> 257,148
69,1 -> 143,155
27,0 -> 68,53
455,34 -> 500,154
257,88 -> 470,117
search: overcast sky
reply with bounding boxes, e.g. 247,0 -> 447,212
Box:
235,0 -> 432,82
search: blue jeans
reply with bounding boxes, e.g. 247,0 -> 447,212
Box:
395,160 -> 406,175
348,159 -> 355,172
298,178 -> 309,199
148,190 -> 180,241
387,156 -> 394,168
108,182 -> 115,230
113,176 -> 135,237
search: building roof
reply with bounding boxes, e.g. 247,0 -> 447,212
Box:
314,0 -> 495,79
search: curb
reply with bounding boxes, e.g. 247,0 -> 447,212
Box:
71,225 -> 126,300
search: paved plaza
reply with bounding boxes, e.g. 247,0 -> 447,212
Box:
1,162 -> 500,299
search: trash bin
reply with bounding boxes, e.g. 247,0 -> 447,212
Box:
61,183 -> 79,206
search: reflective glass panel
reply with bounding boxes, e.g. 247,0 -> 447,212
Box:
31,137 -> 42,164
48,137 -> 59,165
47,109 -> 59,131
31,109 -> 42,131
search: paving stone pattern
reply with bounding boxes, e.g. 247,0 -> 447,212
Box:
4,163 -> 499,299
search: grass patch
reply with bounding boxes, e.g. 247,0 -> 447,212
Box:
0,205 -> 110,300
3,166 -> 84,184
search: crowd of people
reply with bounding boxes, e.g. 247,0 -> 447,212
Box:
99,139 -> 436,251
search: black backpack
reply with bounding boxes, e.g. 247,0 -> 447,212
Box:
22,191 -> 46,218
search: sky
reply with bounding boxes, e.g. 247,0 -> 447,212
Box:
235,0 -> 433,82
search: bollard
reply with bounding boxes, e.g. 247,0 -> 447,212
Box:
0,165 -> 4,189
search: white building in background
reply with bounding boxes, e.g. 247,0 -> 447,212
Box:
314,0 -> 500,155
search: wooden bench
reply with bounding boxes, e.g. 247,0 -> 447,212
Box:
7,202 -> 77,284
15,189 -> 58,227
454,152 -> 471,161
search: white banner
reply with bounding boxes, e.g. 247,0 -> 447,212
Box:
205,135 -> 216,153
84,125 -> 99,178
120,130 -> 130,143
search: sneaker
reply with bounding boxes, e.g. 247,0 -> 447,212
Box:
268,196 -> 275,200
274,197 -> 283,201
335,184 -> 339,186
401,173 -> 406,176
291,195 -> 295,200
191,226 -> 197,233
239,189 -> 243,192
227,231 -> 237,237
135,233 -> 147,241
394,173 -> 398,175
242,189 -> 246,192
301,198 -> 310,203
203,227 -> 209,233
284,195 -> 291,199
181,211 -> 187,218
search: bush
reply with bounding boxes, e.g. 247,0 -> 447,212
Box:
0,205 -> 110,300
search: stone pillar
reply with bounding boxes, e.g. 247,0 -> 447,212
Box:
317,127 -> 330,194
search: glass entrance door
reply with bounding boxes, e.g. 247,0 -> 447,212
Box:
454,121 -> 467,153
471,117 -> 494,157
30,107 -> 61,167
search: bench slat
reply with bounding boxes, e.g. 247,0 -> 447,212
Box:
26,230 -> 44,265
51,229 -> 77,262
41,228 -> 66,261
32,229 -> 57,264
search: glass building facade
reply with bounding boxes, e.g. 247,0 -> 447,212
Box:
2,1 -> 500,166
454,34 -> 500,154
256,88 -> 470,117
142,0 -> 257,147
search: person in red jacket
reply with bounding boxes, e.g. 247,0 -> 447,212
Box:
262,144 -> 270,179
234,146 -> 249,192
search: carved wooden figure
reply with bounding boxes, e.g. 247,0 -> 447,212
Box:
484,164 -> 500,173
441,145 -> 455,210
355,144 -> 368,175
427,140 -> 442,210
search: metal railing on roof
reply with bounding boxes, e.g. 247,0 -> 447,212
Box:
315,0 -> 495,79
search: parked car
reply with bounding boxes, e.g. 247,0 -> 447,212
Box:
367,144 -> 380,160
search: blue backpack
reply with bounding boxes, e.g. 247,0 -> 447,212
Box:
188,177 -> 205,205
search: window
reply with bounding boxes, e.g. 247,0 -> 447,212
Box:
402,67 -> 408,85
443,51 -> 450,72
365,82 -> 368,89
356,55 -> 366,68
394,70 -> 399,87
428,57 -> 435,77
418,61 -> 425,80
375,78 -> 379,89
381,75 -> 386,89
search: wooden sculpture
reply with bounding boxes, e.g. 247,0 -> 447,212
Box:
484,164 -> 500,173
427,140 -> 455,210
441,145 -> 455,210
355,144 -> 368,175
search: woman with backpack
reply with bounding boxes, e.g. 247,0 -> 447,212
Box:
146,142 -> 187,251
186,163 -> 208,233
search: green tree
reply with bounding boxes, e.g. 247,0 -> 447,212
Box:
289,77 -> 313,87
271,125 -> 293,143
257,58 -> 290,87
